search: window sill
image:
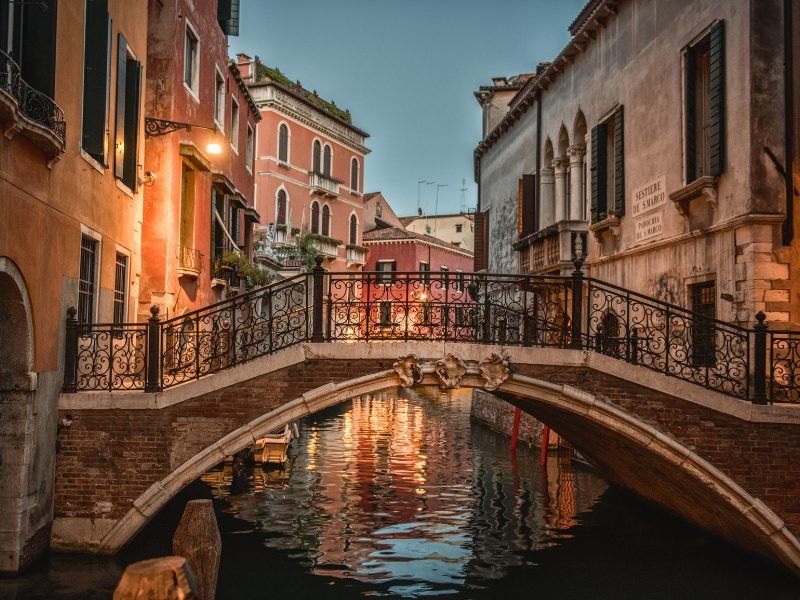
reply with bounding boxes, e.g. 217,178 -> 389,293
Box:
80,149 -> 106,174
669,176 -> 718,216
589,214 -> 621,242
183,82 -> 200,103
115,178 -> 135,198
211,277 -> 226,288
277,161 -> 290,170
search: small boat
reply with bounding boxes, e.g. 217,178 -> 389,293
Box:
252,423 -> 297,466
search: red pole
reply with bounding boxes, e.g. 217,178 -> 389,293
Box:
539,426 -> 550,467
510,407 -> 522,452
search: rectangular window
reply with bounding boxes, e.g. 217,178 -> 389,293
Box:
217,0 -> 240,36
246,125 -> 254,171
113,252 -> 128,325
685,21 -> 725,182
419,261 -> 429,285
379,301 -> 392,326
440,266 -> 450,289
590,106 -> 624,224
455,271 -> 465,292
180,162 -> 196,252
455,224 -> 462,233
114,34 -> 142,190
474,209 -> 489,271
214,70 -> 225,129
184,25 -> 198,92
82,0 -> 111,163
230,97 -> 239,151
376,260 -> 396,284
211,187 -> 226,265
229,202 -> 240,246
79,235 -> 99,325
1,0 -> 57,99
691,281 -> 717,367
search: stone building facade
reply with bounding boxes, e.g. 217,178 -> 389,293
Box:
0,0 -> 148,574
474,0 -> 800,328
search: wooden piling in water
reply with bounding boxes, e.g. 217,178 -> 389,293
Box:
172,499 -> 222,600
113,556 -> 198,599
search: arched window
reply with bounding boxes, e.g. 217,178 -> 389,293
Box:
350,158 -> 359,192
276,189 -> 287,224
349,214 -> 358,245
321,204 -> 331,236
323,144 -> 332,176
311,201 -> 320,234
278,123 -> 289,163
312,140 -> 321,173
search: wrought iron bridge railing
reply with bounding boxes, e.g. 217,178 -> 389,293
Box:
0,49 -> 66,149
63,258 -> 798,403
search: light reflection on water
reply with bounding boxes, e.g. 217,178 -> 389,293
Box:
201,387 -> 607,597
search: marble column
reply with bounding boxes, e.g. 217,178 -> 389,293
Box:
567,145 -> 585,221
539,167 -> 555,228
552,158 -> 568,223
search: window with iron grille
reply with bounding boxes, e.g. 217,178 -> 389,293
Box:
419,261 -> 429,285
79,235 -> 99,325
113,252 -> 128,325
691,281 -> 717,367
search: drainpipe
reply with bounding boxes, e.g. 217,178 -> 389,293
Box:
783,0 -> 795,245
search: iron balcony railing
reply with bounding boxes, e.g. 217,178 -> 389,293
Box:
0,49 -> 66,149
63,259 -> 794,404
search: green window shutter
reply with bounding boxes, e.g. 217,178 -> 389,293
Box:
122,59 -> 141,190
19,0 -> 57,99
591,123 -> 607,223
114,33 -> 127,179
522,174 -> 536,236
685,45 -> 697,182
709,20 -> 725,177
82,0 -> 110,160
614,105 -> 625,216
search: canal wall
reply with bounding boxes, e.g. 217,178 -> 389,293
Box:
472,389 -> 545,447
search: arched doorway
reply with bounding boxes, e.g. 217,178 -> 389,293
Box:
0,257 -> 35,575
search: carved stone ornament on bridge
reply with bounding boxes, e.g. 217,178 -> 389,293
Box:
479,353 -> 510,391
434,353 -> 467,389
393,354 -> 423,388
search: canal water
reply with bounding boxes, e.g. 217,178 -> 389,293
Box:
5,387 -> 800,599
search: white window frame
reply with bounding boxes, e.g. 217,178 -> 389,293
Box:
277,121 -> 291,165
275,186 -> 289,225
310,199 -> 321,234
246,123 -> 254,173
113,244 -> 131,324
230,96 -> 240,153
311,137 -> 322,173
321,202 -> 332,237
376,259 -> 396,285
350,156 -> 360,192
213,67 -> 225,132
79,224 -> 103,324
348,210 -> 359,245
183,19 -> 200,101
322,143 -> 333,177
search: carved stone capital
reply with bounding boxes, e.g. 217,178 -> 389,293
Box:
567,144 -> 585,160
479,353 -> 510,391
393,354 -> 423,388
552,157 -> 569,173
434,353 -> 467,389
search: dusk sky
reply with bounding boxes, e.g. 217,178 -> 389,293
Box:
230,0 -> 587,218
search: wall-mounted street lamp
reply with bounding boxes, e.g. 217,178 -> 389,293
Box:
144,117 -> 222,155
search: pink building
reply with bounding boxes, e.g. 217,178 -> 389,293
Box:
237,55 -> 370,274
141,0 -> 260,319
358,193 -> 474,338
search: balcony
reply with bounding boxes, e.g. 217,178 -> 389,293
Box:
516,220 -> 588,275
177,246 -> 203,279
0,50 -> 66,160
346,244 -> 367,265
308,171 -> 340,197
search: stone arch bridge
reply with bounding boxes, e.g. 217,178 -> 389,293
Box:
55,264 -> 800,573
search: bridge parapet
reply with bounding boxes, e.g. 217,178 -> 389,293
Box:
63,259 -> 800,404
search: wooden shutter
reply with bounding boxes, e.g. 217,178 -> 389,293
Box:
523,173 -> 536,235
278,125 -> 288,162
20,0 -> 57,99
590,123 -> 607,223
517,178 -> 524,236
123,58 -> 141,190
82,0 -> 110,159
614,105 -> 625,216
709,20 -> 725,176
217,0 -> 240,36
114,34 -> 127,179
685,44 -> 697,182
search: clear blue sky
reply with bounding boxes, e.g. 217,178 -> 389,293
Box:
230,0 -> 586,218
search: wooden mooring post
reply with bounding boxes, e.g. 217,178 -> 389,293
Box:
172,499 -> 222,600
113,556 -> 198,599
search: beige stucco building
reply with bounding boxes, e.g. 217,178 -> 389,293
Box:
474,0 -> 800,328
401,213 -> 476,253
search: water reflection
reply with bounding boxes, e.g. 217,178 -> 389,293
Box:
201,387 -> 606,596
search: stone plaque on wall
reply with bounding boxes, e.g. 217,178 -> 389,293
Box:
632,176 -> 666,243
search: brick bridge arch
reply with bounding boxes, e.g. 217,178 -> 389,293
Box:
55,342 -> 800,573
